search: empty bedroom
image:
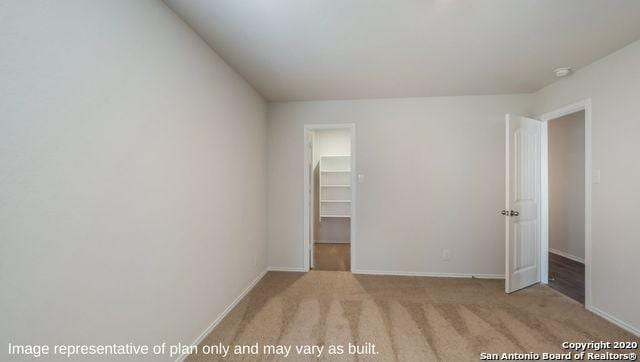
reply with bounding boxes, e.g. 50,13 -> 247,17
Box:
2,0 -> 639,361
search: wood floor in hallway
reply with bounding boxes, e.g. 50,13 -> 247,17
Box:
548,252 -> 585,304
313,243 -> 350,271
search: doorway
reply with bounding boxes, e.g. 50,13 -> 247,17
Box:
503,100 -> 592,307
303,124 -> 356,272
543,108 -> 591,305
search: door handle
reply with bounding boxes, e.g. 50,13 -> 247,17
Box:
500,210 -> 508,216
510,210 -> 519,217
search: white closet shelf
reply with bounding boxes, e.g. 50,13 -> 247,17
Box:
319,155 -> 352,221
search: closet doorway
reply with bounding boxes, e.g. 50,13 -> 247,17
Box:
303,124 -> 356,271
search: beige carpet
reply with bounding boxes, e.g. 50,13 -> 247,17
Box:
188,271 -> 637,361
313,243 -> 350,271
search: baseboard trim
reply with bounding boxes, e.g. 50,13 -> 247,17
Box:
268,266 -> 307,272
176,268 -> 268,362
587,305 -> 640,337
549,248 -> 585,264
352,269 -> 504,279
314,240 -> 350,244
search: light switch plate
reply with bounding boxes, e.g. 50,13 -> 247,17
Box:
357,173 -> 365,183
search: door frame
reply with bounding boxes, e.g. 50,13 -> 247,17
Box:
303,123 -> 356,272
538,99 -> 592,308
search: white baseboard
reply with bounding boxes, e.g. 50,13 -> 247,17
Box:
352,269 -> 504,279
549,248 -> 585,264
268,266 -> 307,272
176,269 -> 268,362
314,240 -> 350,244
587,305 -> 640,337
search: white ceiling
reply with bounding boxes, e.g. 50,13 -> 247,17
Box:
164,0 -> 640,101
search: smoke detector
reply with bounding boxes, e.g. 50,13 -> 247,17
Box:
554,67 -> 572,78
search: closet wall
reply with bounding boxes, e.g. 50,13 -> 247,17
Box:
313,129 -> 351,243
267,94 -> 533,273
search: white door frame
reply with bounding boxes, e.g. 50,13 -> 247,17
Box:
538,99 -> 592,308
303,123 -> 357,272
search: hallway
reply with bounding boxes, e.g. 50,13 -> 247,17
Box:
313,243 -> 350,271
548,253 -> 585,304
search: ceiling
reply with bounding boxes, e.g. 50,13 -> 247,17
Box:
164,0 -> 640,102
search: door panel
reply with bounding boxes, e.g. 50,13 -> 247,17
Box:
506,114 -> 541,293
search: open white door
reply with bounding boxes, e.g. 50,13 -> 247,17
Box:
505,114 -> 541,293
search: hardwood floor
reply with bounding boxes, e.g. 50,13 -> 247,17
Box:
548,252 -> 585,304
313,243 -> 350,271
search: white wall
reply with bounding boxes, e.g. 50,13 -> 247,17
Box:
0,0 -> 266,359
548,111 -> 585,261
534,39 -> 640,334
312,129 -> 351,243
313,129 -> 352,164
268,95 -> 532,274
